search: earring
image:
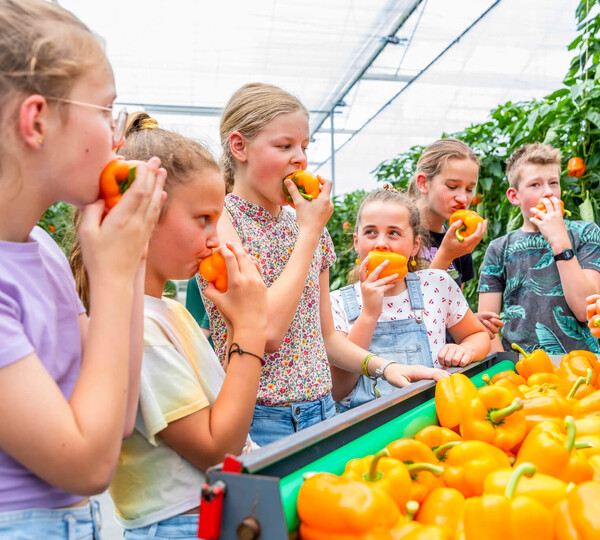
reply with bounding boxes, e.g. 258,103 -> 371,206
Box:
409,256 -> 417,267
38,137 -> 44,148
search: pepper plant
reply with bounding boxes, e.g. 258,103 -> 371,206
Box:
329,0 -> 600,309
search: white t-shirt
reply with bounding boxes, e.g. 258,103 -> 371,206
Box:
330,269 -> 469,365
110,296 -> 225,529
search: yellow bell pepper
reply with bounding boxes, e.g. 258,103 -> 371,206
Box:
515,417 -> 593,484
385,439 -> 445,503
589,455 -> 600,481
460,385 -> 526,452
463,463 -> 554,540
483,467 -> 568,507
442,440 -> 511,497
434,373 -> 478,431
449,209 -> 484,242
297,472 -> 399,539
414,425 -> 462,453
416,487 -> 465,539
491,370 -> 526,386
343,449 -> 412,511
365,251 -> 408,281
572,388 -> 600,418
482,373 -> 524,399
552,481 -> 600,539
512,343 -> 555,379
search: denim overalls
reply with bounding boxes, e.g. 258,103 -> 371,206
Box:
336,272 -> 434,412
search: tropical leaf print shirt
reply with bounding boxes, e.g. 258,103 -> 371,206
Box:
199,194 -> 337,406
478,221 -> 600,354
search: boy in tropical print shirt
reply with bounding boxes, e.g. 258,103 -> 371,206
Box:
478,143 -> 600,355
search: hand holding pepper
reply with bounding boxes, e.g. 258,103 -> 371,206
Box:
586,294 -> 600,338
282,170 -> 320,208
449,209 -> 485,242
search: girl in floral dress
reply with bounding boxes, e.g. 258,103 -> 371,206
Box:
199,83 -> 447,446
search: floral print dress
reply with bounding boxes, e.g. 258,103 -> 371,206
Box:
199,194 -> 336,406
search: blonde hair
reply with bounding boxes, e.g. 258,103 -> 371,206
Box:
347,186 -> 429,284
407,138 -> 480,199
70,113 -> 221,310
0,0 -> 103,172
506,143 -> 562,189
219,82 -> 309,192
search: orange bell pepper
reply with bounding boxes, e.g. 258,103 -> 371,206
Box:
483,467 -> 568,507
522,391 -> 571,433
534,198 -> 571,217
482,374 -> 524,399
434,373 -> 479,431
527,372 -> 561,387
414,426 -> 462,453
449,209 -> 484,242
566,156 -> 586,178
589,455 -> 600,480
365,251 -> 408,281
282,170 -> 320,208
385,440 -> 445,503
559,368 -> 595,400
575,415 -> 600,435
511,343 -> 555,379
416,487 -> 465,539
460,385 -> 526,452
442,440 -> 510,497
98,160 -> 137,211
558,351 -> 599,391
515,417 -> 593,484
491,370 -> 526,386
343,449 -> 412,511
553,481 -> 600,539
463,463 -> 554,540
297,472 -> 399,539
199,250 -> 228,292
572,388 -> 600,418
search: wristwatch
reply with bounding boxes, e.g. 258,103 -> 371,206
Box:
375,360 -> 397,382
554,249 -> 575,262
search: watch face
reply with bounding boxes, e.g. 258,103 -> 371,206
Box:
556,249 -> 575,261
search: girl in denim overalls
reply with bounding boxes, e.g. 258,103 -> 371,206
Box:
330,187 -> 490,411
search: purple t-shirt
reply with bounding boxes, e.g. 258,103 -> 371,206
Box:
0,227 -> 86,511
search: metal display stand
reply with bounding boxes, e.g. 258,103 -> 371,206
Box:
204,352 -> 518,539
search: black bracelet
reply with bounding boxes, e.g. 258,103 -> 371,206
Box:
228,342 -> 265,366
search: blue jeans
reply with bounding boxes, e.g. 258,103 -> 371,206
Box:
250,393 -> 336,446
124,514 -> 199,539
0,499 -> 102,540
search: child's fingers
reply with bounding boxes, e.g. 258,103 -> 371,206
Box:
283,178 -> 303,207
318,176 -> 333,198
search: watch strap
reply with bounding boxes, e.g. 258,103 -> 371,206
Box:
554,249 -> 575,261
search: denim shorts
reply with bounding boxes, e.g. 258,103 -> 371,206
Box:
250,392 -> 336,446
0,499 -> 102,540
124,514 -> 199,539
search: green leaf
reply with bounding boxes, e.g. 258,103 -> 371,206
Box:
586,110 -> 600,127
579,193 -> 595,222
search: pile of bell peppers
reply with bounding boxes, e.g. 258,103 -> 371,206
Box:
297,346 -> 600,539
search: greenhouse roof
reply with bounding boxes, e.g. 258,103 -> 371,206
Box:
58,0 -> 580,195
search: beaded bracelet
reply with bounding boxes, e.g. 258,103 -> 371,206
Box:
228,342 -> 266,366
361,352 -> 375,377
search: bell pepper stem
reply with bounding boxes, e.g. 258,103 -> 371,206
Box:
455,228 -> 465,242
363,448 -> 389,482
405,501 -> 419,522
511,342 -> 530,359
574,441 -> 593,449
434,441 -> 462,461
505,462 -> 537,499
564,416 -> 576,453
593,318 -> 600,327
482,374 -> 492,386
567,370 -> 592,399
487,398 -> 523,425
406,462 -> 444,477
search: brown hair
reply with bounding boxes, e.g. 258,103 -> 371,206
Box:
506,143 -> 562,189
70,113 -> 220,310
219,82 -> 308,192
407,138 -> 480,199
0,0 -> 103,172
347,186 -> 429,284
